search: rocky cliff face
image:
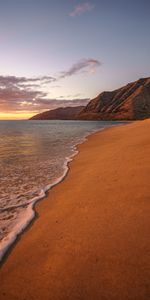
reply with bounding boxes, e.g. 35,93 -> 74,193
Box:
77,77 -> 150,120
30,106 -> 84,120
30,77 -> 150,121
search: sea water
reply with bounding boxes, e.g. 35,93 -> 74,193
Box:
0,120 -> 123,261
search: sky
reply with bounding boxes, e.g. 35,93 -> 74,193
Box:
0,0 -> 150,119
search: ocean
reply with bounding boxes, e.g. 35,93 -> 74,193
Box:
0,120 -> 123,261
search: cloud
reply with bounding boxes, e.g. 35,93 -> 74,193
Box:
0,57 -> 101,116
59,58 -> 101,79
69,2 -> 95,17
0,74 -> 89,113
0,87 -> 46,112
0,58 -> 101,91
0,87 -> 89,113
0,75 -> 55,90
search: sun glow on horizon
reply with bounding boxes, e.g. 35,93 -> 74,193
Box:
0,112 -> 36,120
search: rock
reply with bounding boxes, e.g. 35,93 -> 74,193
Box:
77,77 -> 150,120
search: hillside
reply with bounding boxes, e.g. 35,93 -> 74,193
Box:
77,77 -> 150,120
30,77 -> 150,121
30,106 -> 84,120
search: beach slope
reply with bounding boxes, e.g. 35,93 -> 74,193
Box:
0,120 -> 150,300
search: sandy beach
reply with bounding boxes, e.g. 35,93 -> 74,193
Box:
0,119 -> 150,300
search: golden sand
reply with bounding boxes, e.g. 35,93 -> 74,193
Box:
0,120 -> 150,300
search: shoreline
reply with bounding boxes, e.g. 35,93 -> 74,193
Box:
0,124 -> 116,265
0,119 -> 150,300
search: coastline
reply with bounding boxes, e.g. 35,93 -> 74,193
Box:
0,119 -> 150,300
0,124 -> 112,264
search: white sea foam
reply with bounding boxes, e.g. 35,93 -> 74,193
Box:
0,128 -> 93,262
0,121 -> 123,263
0,141 -> 78,262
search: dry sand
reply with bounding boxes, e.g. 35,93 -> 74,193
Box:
0,119 -> 150,300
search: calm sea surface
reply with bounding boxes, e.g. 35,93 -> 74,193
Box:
0,120 -> 123,260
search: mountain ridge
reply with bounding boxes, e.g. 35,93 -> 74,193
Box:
77,77 -> 150,120
30,106 -> 84,120
30,77 -> 150,121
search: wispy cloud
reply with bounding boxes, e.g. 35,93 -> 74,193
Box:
0,87 -> 45,111
69,2 -> 95,17
0,75 -> 55,90
0,58 -> 101,91
0,75 -> 90,113
0,57 -> 101,115
59,58 -> 101,79
0,87 -> 89,113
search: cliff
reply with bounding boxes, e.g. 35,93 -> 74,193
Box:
77,77 -> 150,120
30,77 -> 150,121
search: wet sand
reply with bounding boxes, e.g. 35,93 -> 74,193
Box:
0,119 -> 150,300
